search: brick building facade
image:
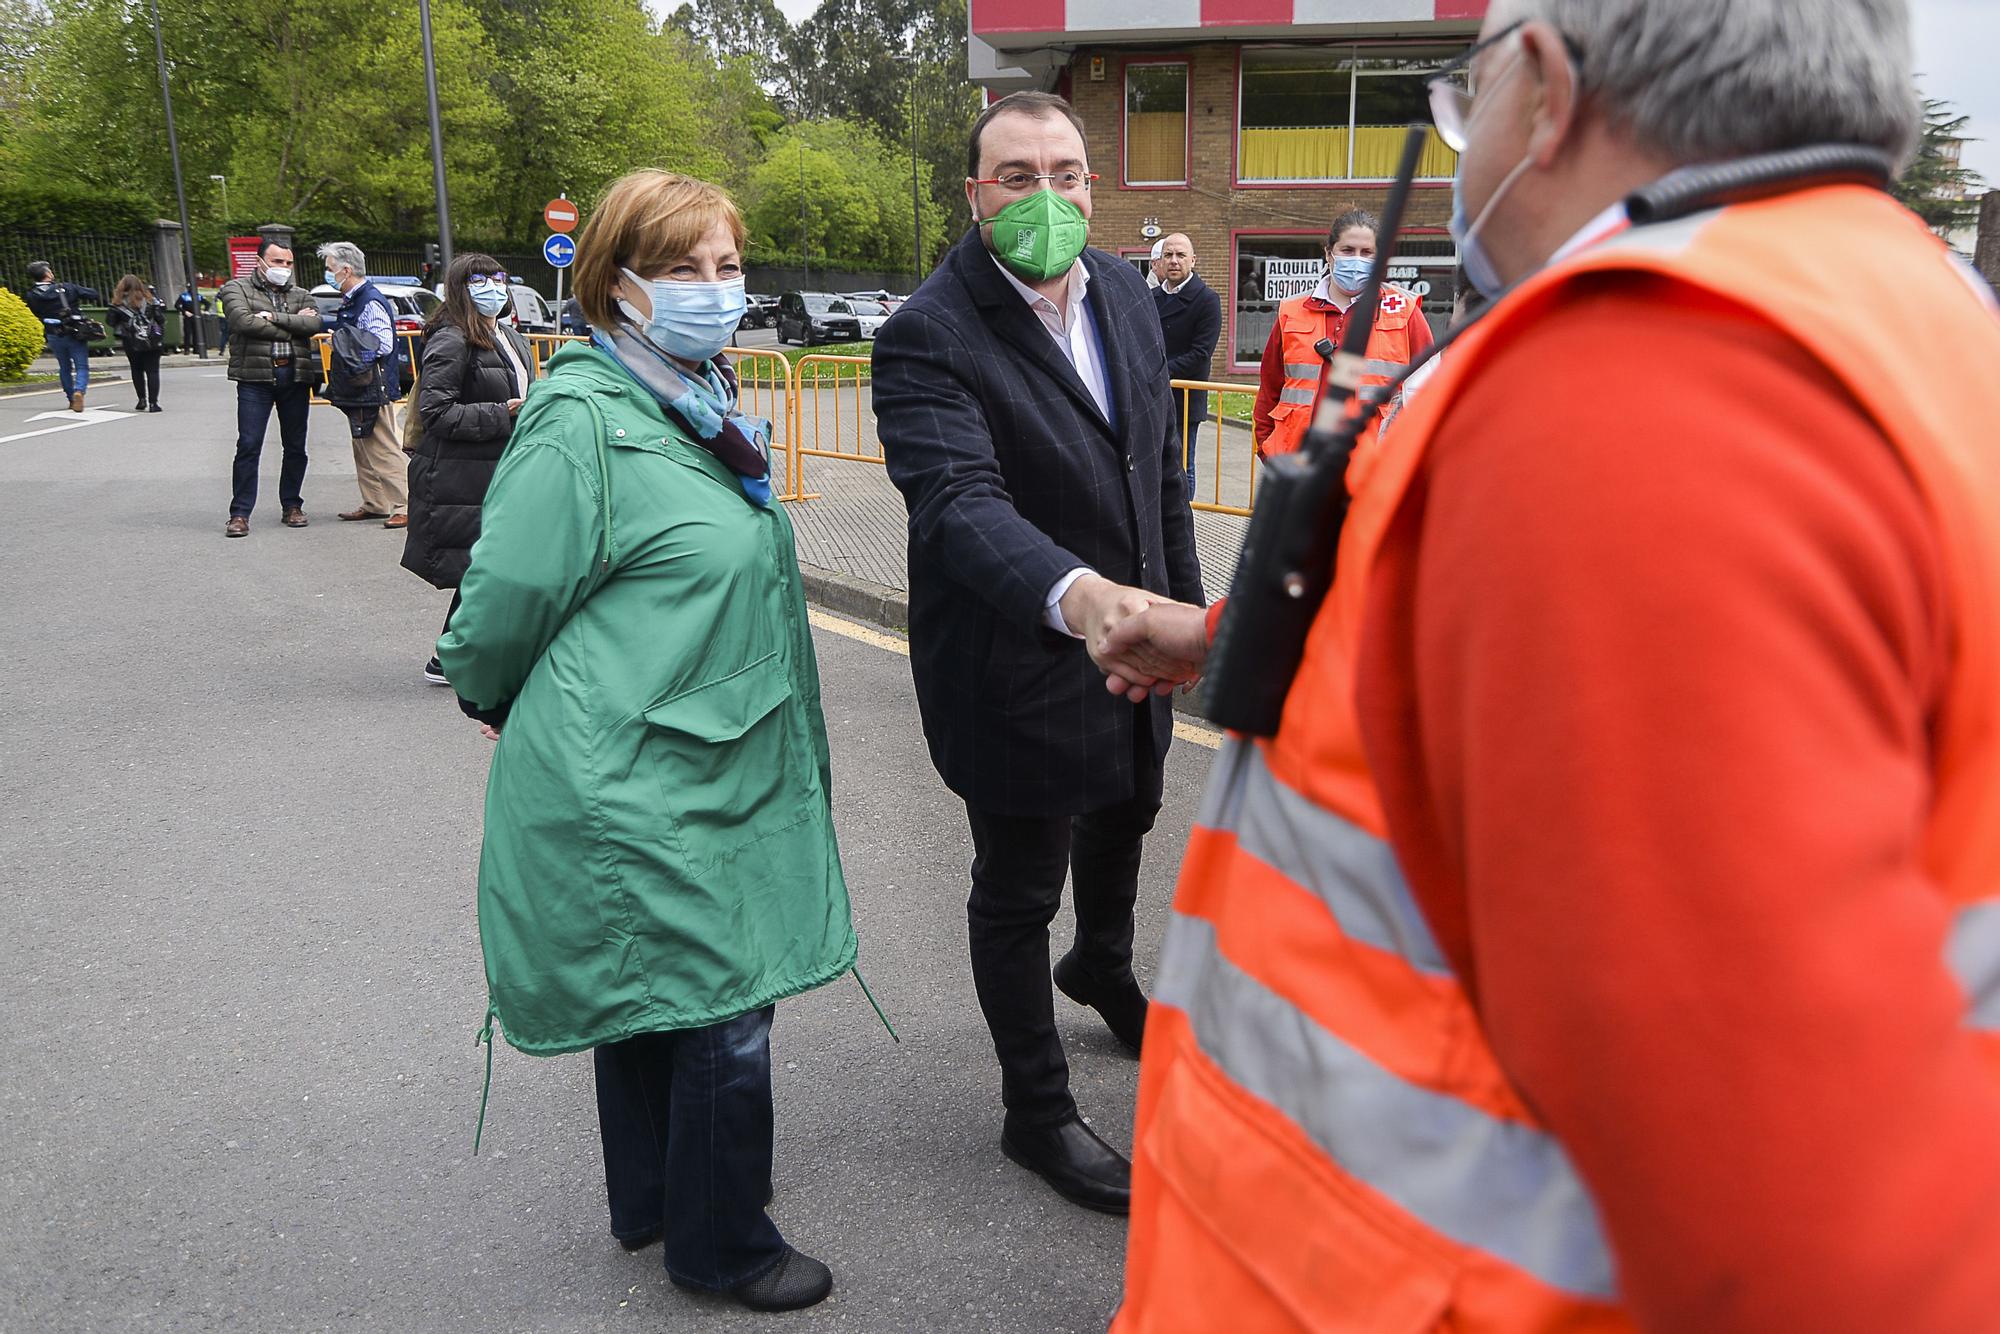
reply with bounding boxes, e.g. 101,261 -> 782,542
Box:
970,0 -> 1487,381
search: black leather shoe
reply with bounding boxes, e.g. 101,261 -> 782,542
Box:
727,1246 -> 833,1312
1002,1112 -> 1131,1215
1054,951 -> 1148,1053
615,1226 -> 661,1252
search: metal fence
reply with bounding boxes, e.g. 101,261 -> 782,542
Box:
778,355 -> 1265,518
0,230 -> 153,297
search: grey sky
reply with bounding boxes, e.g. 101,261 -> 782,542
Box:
767,0 -> 1994,186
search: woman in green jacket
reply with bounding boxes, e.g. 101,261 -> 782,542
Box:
438,170 -> 854,1314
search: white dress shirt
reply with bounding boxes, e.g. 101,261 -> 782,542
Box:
988,253 -> 1114,637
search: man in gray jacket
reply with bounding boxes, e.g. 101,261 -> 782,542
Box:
219,238 -> 322,538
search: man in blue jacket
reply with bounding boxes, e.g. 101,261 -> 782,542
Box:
873,91 -> 1203,1217
318,241 -> 408,529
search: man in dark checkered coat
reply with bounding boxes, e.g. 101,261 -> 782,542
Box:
873,91 -> 1204,1217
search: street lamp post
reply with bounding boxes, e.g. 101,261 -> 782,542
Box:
209,173 -> 228,224
417,0 -> 454,266
798,127 -> 809,287
909,80 -> 923,281
147,0 -> 205,357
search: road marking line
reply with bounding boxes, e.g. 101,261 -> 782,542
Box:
808,607 -> 908,654
806,606 -> 1222,751
1173,720 -> 1222,750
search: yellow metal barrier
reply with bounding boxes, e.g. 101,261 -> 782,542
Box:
772,356 -> 1263,517
1172,378 -> 1263,517
526,332 -> 588,371
308,331 -> 422,407
723,345 -> 801,501
789,354 -> 879,499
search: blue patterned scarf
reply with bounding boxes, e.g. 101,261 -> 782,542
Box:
592,326 -> 775,506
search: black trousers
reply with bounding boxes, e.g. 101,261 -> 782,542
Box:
123,348 -> 161,406
963,727 -> 1164,1124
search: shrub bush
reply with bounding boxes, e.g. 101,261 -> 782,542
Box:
0,181 -> 158,235
0,285 -> 45,381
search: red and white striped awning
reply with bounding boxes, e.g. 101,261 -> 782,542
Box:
972,0 -> 1487,46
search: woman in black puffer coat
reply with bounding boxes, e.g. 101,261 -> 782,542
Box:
403,252 -> 538,686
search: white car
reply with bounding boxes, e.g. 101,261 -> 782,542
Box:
835,298 -> 892,339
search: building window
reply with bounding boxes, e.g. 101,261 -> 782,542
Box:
1125,61 -> 1189,186
1231,232 -> 1459,369
1238,45 -> 1464,184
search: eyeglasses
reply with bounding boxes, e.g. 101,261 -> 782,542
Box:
970,170 -> 1099,193
1426,20 -> 1581,152
469,272 -> 509,285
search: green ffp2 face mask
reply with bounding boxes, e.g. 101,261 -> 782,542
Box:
985,189 -> 1090,283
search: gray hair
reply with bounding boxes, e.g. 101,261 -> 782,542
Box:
316,241 -> 367,277
1494,0 -> 1919,165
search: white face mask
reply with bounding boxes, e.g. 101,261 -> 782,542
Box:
263,265 -> 293,287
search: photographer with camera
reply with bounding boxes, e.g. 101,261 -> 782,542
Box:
23,261 -> 102,413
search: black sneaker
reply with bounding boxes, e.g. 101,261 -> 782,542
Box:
423,657 -> 449,686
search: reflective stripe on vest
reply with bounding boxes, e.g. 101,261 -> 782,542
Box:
1156,907 -> 1619,1300
1951,900 -> 2000,1031
1199,738 -> 1447,973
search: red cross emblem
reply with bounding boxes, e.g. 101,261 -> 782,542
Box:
1380,290 -> 1408,315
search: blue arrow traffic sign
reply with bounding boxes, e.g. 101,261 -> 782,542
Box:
543,234 -> 576,268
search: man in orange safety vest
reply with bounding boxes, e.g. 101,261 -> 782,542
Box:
1081,0 -> 2000,1329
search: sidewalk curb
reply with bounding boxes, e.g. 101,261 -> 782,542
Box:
795,559 -> 1216,726
0,380 -> 66,399
799,563 -> 908,632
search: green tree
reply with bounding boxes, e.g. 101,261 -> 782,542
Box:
667,0 -> 791,91
743,119 -> 944,270
783,0 -> 984,264
1894,97 -> 1985,237
484,0 -> 760,238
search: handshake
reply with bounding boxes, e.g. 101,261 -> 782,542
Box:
1057,574 -> 1212,704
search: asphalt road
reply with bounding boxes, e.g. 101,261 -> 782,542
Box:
0,368 -> 1220,1333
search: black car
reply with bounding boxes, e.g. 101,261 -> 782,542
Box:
742,294 -> 779,330
776,292 -> 862,345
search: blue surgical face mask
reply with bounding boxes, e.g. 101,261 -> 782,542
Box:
323,269 -> 337,288
469,282 -> 509,316
618,267 -> 746,363
1450,153 -> 1536,300
1447,40 -> 1544,301
1329,256 -> 1373,294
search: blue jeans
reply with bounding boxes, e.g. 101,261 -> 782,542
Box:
231,372 -> 312,518
47,335 -> 89,398
593,1006 -> 787,1290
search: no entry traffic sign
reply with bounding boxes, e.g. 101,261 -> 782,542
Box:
543,198 -> 579,233
543,234 -> 576,268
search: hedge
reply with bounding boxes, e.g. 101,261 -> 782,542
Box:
0,286 -> 45,381
0,181 -> 160,236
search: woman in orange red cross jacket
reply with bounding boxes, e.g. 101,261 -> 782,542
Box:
1251,209 -> 1435,458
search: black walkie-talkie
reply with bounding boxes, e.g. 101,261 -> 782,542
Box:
1203,126 -> 1431,738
